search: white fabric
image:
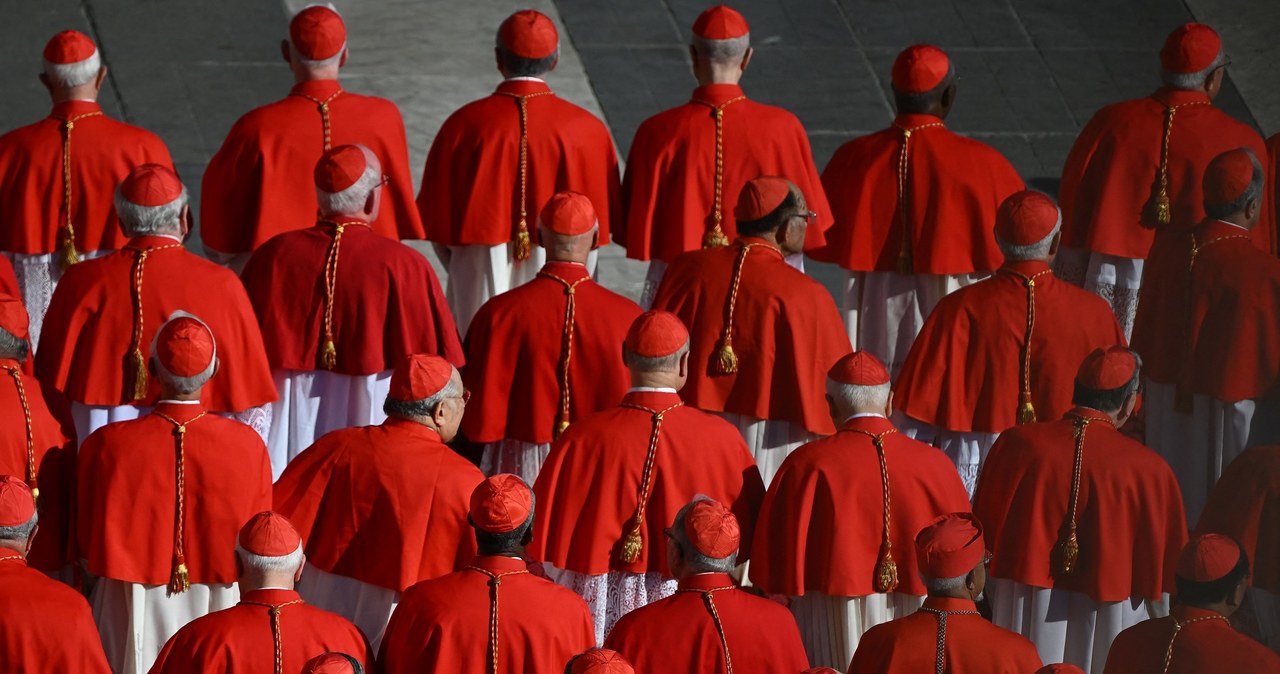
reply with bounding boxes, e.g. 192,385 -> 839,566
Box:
202,247 -> 251,275
296,565 -> 399,652
71,401 -> 272,449
841,270 -> 987,378
640,260 -> 668,310
789,591 -> 924,670
445,244 -> 600,337
90,578 -> 238,674
479,439 -> 553,484
785,251 -> 805,273
896,415 -> 1000,498
1053,248 -> 1144,341
987,577 -> 1165,674
718,413 -> 820,487
2,249 -> 108,351
266,368 -> 391,480
541,563 -> 678,646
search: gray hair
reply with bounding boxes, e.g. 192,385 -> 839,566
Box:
826,380 -> 890,412
0,327 -> 28,362
671,497 -> 738,573
623,342 -> 690,373
383,373 -> 462,419
235,541 -> 304,574
997,214 -> 1062,262
42,50 -> 101,88
1162,50 -> 1228,90
115,185 -> 189,238
316,146 -> 381,217
296,46 -> 345,71
922,573 -> 968,593
0,511 -> 38,542
540,226 -> 598,257
149,311 -> 217,394
691,35 -> 750,64
1205,149 -> 1265,220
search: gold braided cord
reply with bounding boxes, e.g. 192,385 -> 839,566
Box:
496,90 -> 554,261
702,589 -> 735,674
1000,268 -> 1053,424
1188,233 -> 1251,271
240,598 -> 306,674
844,426 -> 900,592
152,409 -> 207,596
1054,412 -> 1109,575
892,122 -> 944,275
55,110 -> 103,270
318,220 -> 368,370
465,566 -> 530,674
1176,231 -> 1251,412
290,89 -> 343,152
2,367 -> 37,502
616,400 -> 684,563
714,241 -> 783,376
1152,100 -> 1211,226
1161,614 -> 1229,674
692,96 -> 746,249
537,270 -> 590,436
125,244 -> 183,401
918,607 -> 980,674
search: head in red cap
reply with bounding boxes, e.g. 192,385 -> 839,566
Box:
284,4 -> 349,73
469,474 -> 536,553
734,176 -> 809,254
539,190 -> 599,262
690,5 -> 753,85
569,648 -> 635,674
0,293 -> 30,362
149,311 -> 218,394
668,498 -> 740,575
1175,533 -> 1250,615
1072,345 -> 1141,423
386,354 -> 466,442
622,310 -> 691,390
892,44 -> 957,119
302,652 -> 364,674
994,190 -> 1061,262
801,669 -> 842,674
0,475 -> 38,556
915,512 -> 989,599
1202,147 -> 1264,229
40,30 -> 104,93
236,511 -> 306,586
1161,23 -> 1226,96
1036,665 -> 1085,674
114,163 -> 190,239
826,351 -> 893,422
314,144 -> 383,221
495,10 -> 559,78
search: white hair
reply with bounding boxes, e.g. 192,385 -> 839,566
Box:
922,573 -> 968,593
1162,50 -> 1228,90
692,35 -> 750,63
623,342 -> 690,373
383,371 -> 462,419
42,50 -> 101,88
826,380 -> 891,412
149,311 -> 218,394
316,146 -> 381,217
997,212 -> 1062,262
236,541 -> 304,574
114,185 -> 189,238
0,511 -> 38,542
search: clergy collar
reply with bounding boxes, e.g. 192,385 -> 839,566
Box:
678,572 -> 735,591
999,259 -> 1052,277
893,112 -> 946,129
127,234 -> 184,249
50,100 -> 102,118
921,595 -> 979,613
692,83 -> 746,106
1171,604 -> 1230,622
539,261 -> 592,282
496,79 -> 552,96
157,399 -> 201,405
844,412 -> 886,422
505,76 -> 545,83
628,386 -> 678,394
469,555 -> 530,574
1212,218 -> 1250,232
383,415 -> 444,439
291,79 -> 342,99
0,358 -> 22,370
240,588 -> 302,605
1066,406 -> 1116,428
1152,86 -> 1212,107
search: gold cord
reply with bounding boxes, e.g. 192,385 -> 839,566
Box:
1152,100 -> 1210,226
240,598 -> 306,674
124,243 -> 183,401
537,270 -> 590,436
153,409 -> 207,595
693,96 -> 746,248
54,110 -> 103,270
1000,267 -> 1053,424
2,367 -> 37,502
318,220 -> 368,370
892,122 -> 944,275
465,565 -> 530,674
1161,614 -> 1229,674
714,241 -> 783,375
497,90 -> 554,260
290,89 -> 344,152
844,426 -> 900,592
616,401 -> 684,563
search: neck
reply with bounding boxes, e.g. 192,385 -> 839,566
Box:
928,589 -> 974,601
630,371 -> 682,390
696,65 -> 743,86
0,541 -> 26,559
293,67 -> 339,84
547,251 -> 590,264
477,546 -> 524,558
50,87 -> 98,104
159,388 -> 201,402
239,574 -> 295,593
322,212 -> 372,225
1216,214 -> 1252,230
1183,600 -> 1232,617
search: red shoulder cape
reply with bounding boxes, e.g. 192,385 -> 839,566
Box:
1195,445 -> 1280,594
0,559 -> 111,673
1102,606 -> 1280,674
1130,226 -> 1197,384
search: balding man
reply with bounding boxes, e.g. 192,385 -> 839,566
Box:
241,145 -> 462,478
0,30 -> 172,346
418,9 -> 620,335
202,5 -> 424,271
464,192 -> 641,483
273,354 -> 485,648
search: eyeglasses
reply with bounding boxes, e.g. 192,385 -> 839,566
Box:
378,175 -> 391,187
451,389 -> 471,405
983,551 -> 994,567
792,210 -> 817,225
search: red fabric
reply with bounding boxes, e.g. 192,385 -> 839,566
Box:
625,310 -> 687,357
238,512 -> 301,557
605,573 -> 809,674
35,236 -> 276,412
1176,533 -> 1240,582
915,513 -> 986,579
0,476 -> 34,526
621,84 -> 832,262
290,6 -> 346,60
529,390 -> 765,575
0,260 -> 18,310
848,596 -> 1043,674
0,360 -> 74,571
692,6 -> 749,40
419,79 -> 619,247
498,10 -> 559,59
390,354 -> 454,401
273,417 -> 485,591
651,238 -> 849,435
734,176 -> 791,221
463,262 -> 639,444
542,191 -> 598,235
0,558 -> 111,674
43,30 -> 96,63
201,80 -> 425,255
1160,23 -> 1221,73
750,415 -> 970,597
241,222 -> 463,374
469,475 -> 533,533
685,499 -> 739,558
1202,148 -> 1255,205
1077,346 -> 1137,390
1059,88 -> 1273,259
379,555 -> 595,674
1266,134 -> 1279,245
891,45 -> 950,93
996,191 -> 1059,245
119,163 -> 181,206
895,260 -> 1126,433
1130,227 -> 1196,385
149,588 -> 374,674
972,409 -> 1187,602
77,402 -> 272,584
812,113 -> 1023,273
0,101 -> 173,255
1102,605 -> 1280,674
155,315 -> 215,377
313,145 -> 367,193
828,351 -> 890,386
1195,445 -> 1280,593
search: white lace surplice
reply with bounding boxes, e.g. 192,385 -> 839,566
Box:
542,563 -> 677,646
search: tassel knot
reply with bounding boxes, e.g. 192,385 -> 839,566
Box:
703,227 -> 729,249
1055,528 -> 1080,575
168,561 -> 190,595
1018,398 -> 1037,425
128,348 -> 148,401
619,528 -> 643,564
319,339 -> 337,370
515,229 -> 532,261
874,542 -> 899,593
714,341 -> 738,375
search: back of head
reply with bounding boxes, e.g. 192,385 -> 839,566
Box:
1202,147 -> 1265,225
0,294 -> 30,363
151,312 -> 217,395
567,648 -> 635,674
891,44 -> 954,115
115,164 -> 188,239
302,652 -> 363,674
289,4 -> 348,72
383,353 -> 460,420
0,476 -> 38,553
496,10 -> 559,78
733,176 -> 800,237
237,511 -> 304,584
826,351 -> 892,418
469,474 -> 535,554
994,190 -> 1061,262
315,144 -> 382,219
622,310 -> 690,375
915,512 -> 986,596
690,5 -> 750,66
539,191 -> 598,262
1071,346 -> 1141,414
1175,533 -> 1250,608
1160,23 -> 1225,91
42,30 -> 101,90
671,497 -> 741,574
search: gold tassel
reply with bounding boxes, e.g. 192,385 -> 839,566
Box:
128,348 -> 148,401
58,236 -> 79,270
714,342 -> 738,375
874,542 -> 899,593
557,420 -> 570,435
168,561 -> 190,595
703,227 -> 729,249
30,487 -> 39,504
619,528 -> 643,564
1055,529 -> 1080,575
1017,394 -> 1036,425
1156,192 -> 1171,225
319,339 -> 337,370
515,229 -> 531,261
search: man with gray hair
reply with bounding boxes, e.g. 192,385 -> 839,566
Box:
621,3 -> 832,305
895,191 -> 1124,496
0,30 -> 172,347
202,4 -> 424,272
241,144 -> 462,478
1057,22 -> 1270,339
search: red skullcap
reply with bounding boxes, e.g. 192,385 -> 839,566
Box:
571,649 -> 635,674
302,652 -> 363,674
915,512 -> 986,579
470,474 -> 534,534
1036,666 -> 1086,674
119,164 -> 183,208
238,511 -> 302,557
625,311 -> 689,358
0,476 -> 35,528
828,351 -> 890,386
314,145 -> 368,193
1161,23 -> 1221,74
1177,533 -> 1242,582
0,294 -> 29,342
802,669 -> 842,674
734,176 -> 792,222
1076,346 -> 1137,391
1203,148 -> 1256,206
155,314 -> 216,377
995,190 -> 1060,245
498,10 -> 559,60
692,5 -> 750,40
389,354 -> 453,401
540,191 -> 597,236
43,30 -> 97,64
892,44 -> 951,94
684,499 -> 740,559
290,5 -> 347,61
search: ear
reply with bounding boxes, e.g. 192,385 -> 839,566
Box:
678,350 -> 690,378
280,40 -> 293,64
591,228 -> 600,250
294,554 -> 307,582
1049,231 -> 1062,256
180,204 -> 193,238
520,526 -> 534,546
886,389 -> 895,418
549,53 -> 560,73
688,44 -> 698,64
210,357 -> 220,379
338,47 -> 349,69
363,189 -> 376,216
24,523 -> 38,554
740,46 -> 754,72
1245,197 -> 1261,222
94,66 -> 109,91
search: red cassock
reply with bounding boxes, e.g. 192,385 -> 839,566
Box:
750,415 -> 971,597
895,261 -> 1126,433
418,79 -> 620,247
77,403 -> 271,585
379,555 -> 596,674
1268,134 -> 1279,244
972,409 -> 1187,602
34,236 -> 277,411
651,238 -> 850,435
0,257 -> 18,297
463,261 -> 641,444
811,113 -> 1023,273
530,390 -> 765,576
0,557 -> 111,674
1102,605 -> 1280,674
273,418 -> 485,591
1129,226 -> 1197,385
1195,445 -> 1280,594
605,572 -> 810,674
1059,87 -> 1273,259
620,83 -> 831,261
0,100 -> 173,256
240,222 -> 463,374
0,358 -> 76,572
149,588 -> 374,674
201,80 -> 425,255
848,596 -> 1043,673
